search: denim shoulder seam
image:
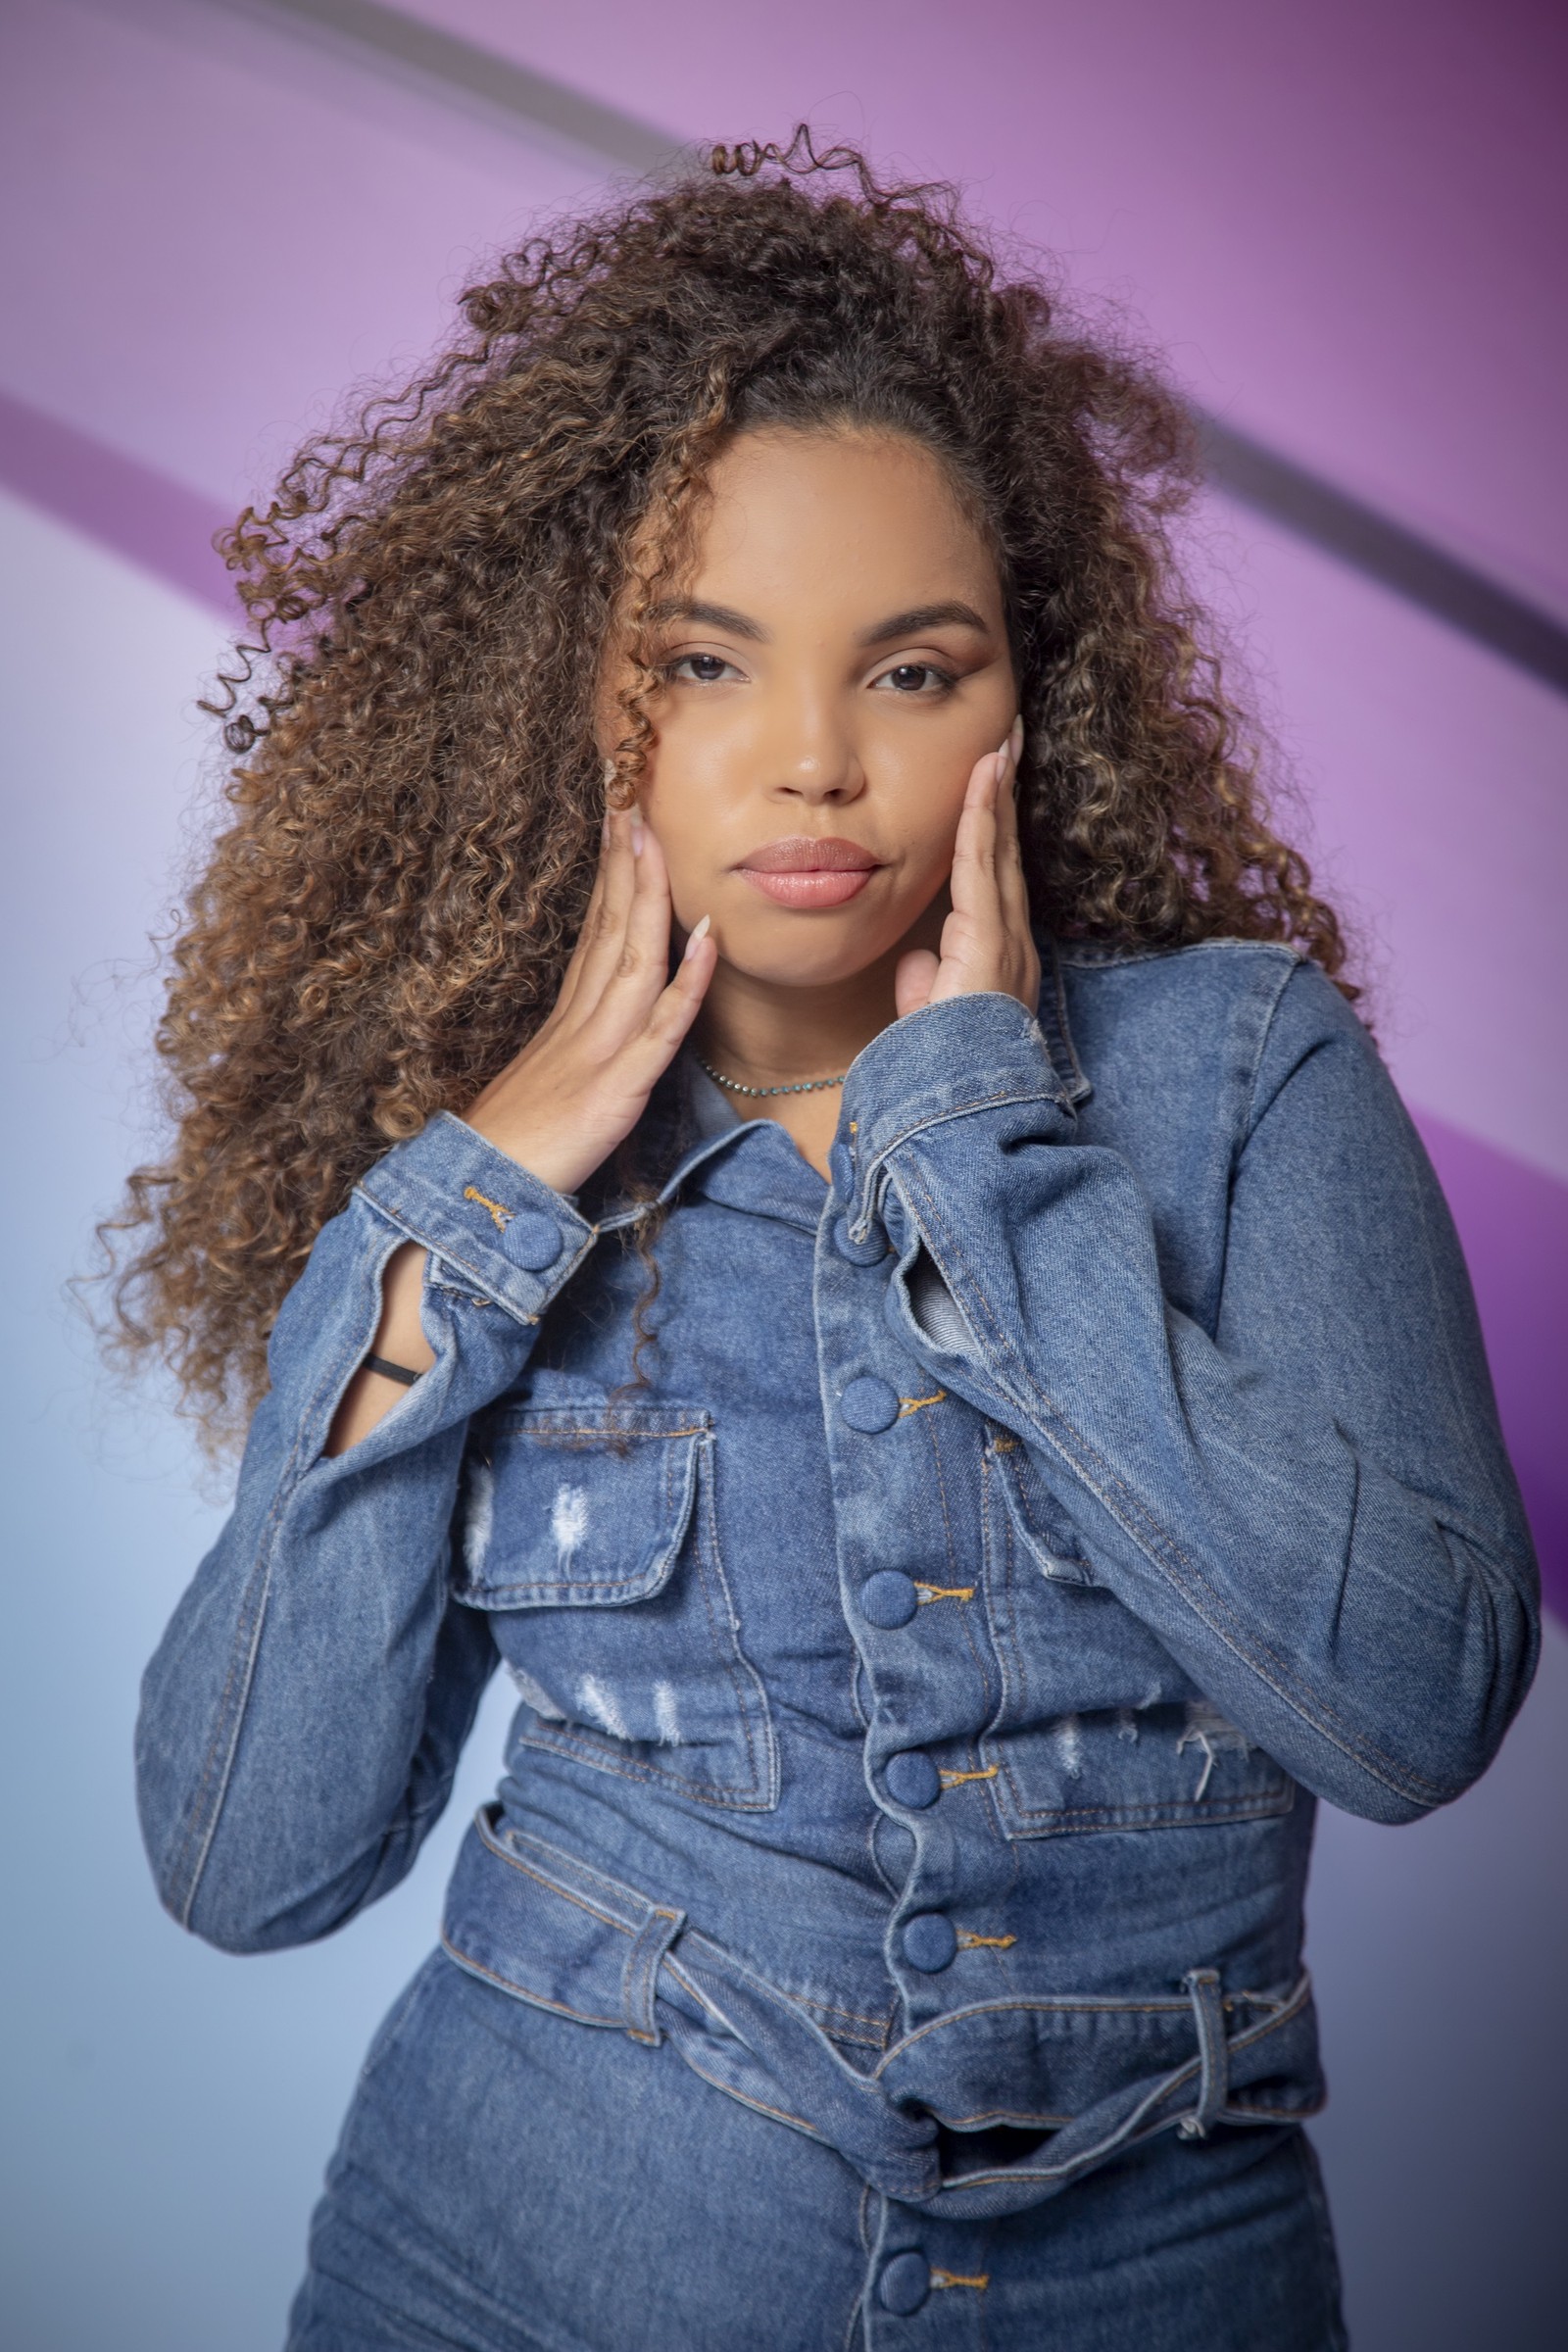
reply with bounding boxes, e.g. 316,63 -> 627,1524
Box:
1239,953 -> 1309,1147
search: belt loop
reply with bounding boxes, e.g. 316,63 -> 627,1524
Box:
621,1905 -> 686,2046
1179,1967 -> 1228,2139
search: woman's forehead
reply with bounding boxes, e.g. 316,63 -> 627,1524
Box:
674,428 -> 1004,628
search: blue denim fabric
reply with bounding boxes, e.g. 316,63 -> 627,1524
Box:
136,941 -> 1537,2339
287,1951 -> 1346,2351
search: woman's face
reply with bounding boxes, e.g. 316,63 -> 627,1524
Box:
608,426 -> 1017,989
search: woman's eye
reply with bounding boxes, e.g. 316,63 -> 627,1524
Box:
668,653 -> 740,684
876,662 -> 954,695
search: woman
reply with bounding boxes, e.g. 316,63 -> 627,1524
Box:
118,138 -> 1537,2347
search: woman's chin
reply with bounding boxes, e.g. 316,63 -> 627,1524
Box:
714,940 -> 893,991
688,886 -> 935,991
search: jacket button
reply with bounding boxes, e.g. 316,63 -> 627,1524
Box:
884,1750 -> 941,1808
839,1375 -> 900,1432
877,2250 -> 930,2315
902,1912 -> 957,1972
832,1215 -> 887,1265
500,1209 -> 564,1271
858,1572 -> 918,1629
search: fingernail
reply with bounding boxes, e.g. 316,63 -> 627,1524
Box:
630,819 -> 645,857
1009,715 -> 1024,760
602,813 -> 611,844
683,914 -> 711,961
994,743 -> 1008,784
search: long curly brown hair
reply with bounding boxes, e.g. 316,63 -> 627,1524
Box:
97,132 -> 1349,1446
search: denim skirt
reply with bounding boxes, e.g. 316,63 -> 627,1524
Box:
286,1948 -> 1347,2352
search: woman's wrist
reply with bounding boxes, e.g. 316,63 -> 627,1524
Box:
325,1243 -> 434,1455
457,1108 -> 590,1199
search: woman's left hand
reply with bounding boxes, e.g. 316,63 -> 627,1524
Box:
895,717 -> 1040,1018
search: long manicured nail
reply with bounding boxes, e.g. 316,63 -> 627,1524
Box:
994,741 -> 1009,784
630,819 -> 645,857
683,914 -> 711,960
1009,715 -> 1024,761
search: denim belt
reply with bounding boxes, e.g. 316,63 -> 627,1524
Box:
440,1807 -> 1322,2220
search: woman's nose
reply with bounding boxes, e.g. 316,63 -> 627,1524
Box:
765,695 -> 862,803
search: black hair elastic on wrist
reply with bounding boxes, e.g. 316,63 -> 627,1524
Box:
365,1353 -> 422,1387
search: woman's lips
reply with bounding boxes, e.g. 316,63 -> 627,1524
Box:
737,837 -> 880,909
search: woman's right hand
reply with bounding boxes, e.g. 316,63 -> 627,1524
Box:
462,808 -> 717,1197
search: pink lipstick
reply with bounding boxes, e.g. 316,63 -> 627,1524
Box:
737,837 -> 880,909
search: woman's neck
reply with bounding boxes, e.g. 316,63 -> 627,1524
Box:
695,958 -> 893,1093
693,889 -> 948,1093
692,917 -> 940,1181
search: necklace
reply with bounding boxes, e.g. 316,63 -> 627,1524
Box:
697,1056 -> 848,1099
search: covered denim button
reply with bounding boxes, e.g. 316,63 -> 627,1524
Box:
839,1375 -> 900,1433
878,2251 -> 930,2315
500,1208 -> 564,1271
832,1215 -> 887,1266
902,1912 -> 957,1972
858,1572 -> 918,1630
884,1750 -> 941,1808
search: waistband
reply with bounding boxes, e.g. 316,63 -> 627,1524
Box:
441,1805 -> 1322,2220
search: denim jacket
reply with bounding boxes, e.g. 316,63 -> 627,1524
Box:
136,944 -> 1539,2219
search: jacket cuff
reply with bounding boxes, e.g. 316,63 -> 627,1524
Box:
838,994 -> 1073,1232
356,1111 -> 597,1328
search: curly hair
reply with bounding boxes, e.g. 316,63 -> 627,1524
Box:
97,131 -> 1350,1446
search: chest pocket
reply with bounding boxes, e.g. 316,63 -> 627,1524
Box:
978,1437 -> 1295,1838
456,1404 -> 776,1811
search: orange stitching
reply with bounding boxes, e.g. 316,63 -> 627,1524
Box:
939,1765 -> 999,1788
957,1932 -> 1017,1950
932,2271 -> 990,2291
438,1935 -> 620,2029
479,1835 -> 632,1934
463,1186 -> 512,1230
870,1980 -> 1311,2078
941,2108 -> 1072,2130
898,1388 -> 947,1416
674,2050 -> 818,2137
915,1582 -> 974,1603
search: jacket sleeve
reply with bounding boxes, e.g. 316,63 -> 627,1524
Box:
135,1113 -> 598,1952
847,974 -> 1540,1826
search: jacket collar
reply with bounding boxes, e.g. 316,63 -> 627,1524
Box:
594,940 -> 1090,1237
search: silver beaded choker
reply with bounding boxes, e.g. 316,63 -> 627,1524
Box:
697,1057 -> 847,1099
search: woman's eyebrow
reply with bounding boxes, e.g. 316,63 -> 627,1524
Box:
650,598 -> 767,640
857,601 -> 991,646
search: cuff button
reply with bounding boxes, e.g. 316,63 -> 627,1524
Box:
500,1208 -> 564,1271
832,1215 -> 888,1266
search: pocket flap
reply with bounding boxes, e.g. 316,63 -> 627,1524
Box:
459,1405 -> 710,1607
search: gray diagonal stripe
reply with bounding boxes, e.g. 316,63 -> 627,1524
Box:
1200,419 -> 1568,696
226,0 -> 682,171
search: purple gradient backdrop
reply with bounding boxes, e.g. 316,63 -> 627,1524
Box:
1,5 -> 1563,2347
5,0 -> 1563,1608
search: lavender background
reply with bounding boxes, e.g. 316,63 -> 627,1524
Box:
1,2 -> 1563,2344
